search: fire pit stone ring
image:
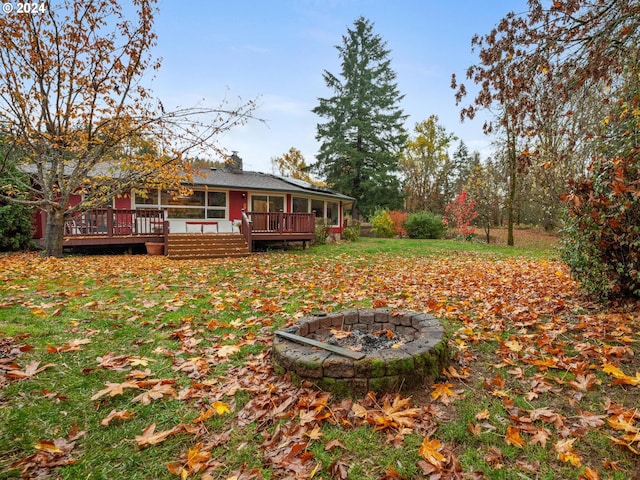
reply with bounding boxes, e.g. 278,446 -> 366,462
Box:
272,309 -> 449,397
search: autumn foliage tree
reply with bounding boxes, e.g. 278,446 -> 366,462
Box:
561,70 -> 640,299
400,116 -> 457,214
0,0 -> 255,257
271,147 -> 319,185
444,190 -> 478,239
454,0 -> 640,277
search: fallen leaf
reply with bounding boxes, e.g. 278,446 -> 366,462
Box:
418,436 -> 445,467
135,423 -> 182,448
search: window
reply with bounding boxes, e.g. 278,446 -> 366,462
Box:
135,188 -> 227,220
251,195 -> 284,212
135,190 -> 158,205
327,201 -> 339,225
292,196 -> 309,213
311,199 -> 324,217
310,199 -> 340,226
207,191 -> 227,219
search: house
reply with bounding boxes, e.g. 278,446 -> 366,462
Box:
133,152 -> 354,235
32,153 -> 355,255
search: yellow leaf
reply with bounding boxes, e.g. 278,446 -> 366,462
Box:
211,401 -> 231,415
418,436 -> 445,467
34,440 -> 63,453
431,383 -> 454,400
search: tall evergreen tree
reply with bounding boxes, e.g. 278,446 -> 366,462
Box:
313,16 -> 407,219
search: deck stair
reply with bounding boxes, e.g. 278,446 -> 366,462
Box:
167,233 -> 250,260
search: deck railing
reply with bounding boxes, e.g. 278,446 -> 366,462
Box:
64,208 -> 168,237
240,211 -> 316,253
248,211 -> 315,234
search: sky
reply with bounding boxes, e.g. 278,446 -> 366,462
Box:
149,0 -> 530,173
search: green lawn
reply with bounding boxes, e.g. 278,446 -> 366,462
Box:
0,237 -> 638,479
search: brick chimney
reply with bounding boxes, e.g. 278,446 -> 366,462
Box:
226,151 -> 243,174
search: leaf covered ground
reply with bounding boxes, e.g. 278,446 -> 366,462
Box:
0,238 -> 638,479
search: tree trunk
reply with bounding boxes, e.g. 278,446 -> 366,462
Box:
507,166 -> 516,247
43,208 -> 66,257
506,121 -> 517,247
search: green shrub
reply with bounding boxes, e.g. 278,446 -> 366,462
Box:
342,220 -> 360,242
313,219 -> 333,245
370,209 -> 395,238
404,211 -> 445,239
0,203 -> 34,251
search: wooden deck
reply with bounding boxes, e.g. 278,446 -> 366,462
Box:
61,208 -> 168,250
58,208 -> 316,255
240,211 -> 316,250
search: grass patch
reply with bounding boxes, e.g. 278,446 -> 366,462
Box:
0,236 -> 638,478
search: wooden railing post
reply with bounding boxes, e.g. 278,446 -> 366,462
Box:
241,209 -> 253,252
106,207 -> 114,237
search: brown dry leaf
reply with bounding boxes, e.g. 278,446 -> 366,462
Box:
135,423 -> 182,448
529,427 -> 551,447
324,439 -> 346,451
329,328 -> 351,340
303,424 -> 323,440
216,344 -> 241,359
97,353 -> 131,371
90,380 -> 141,401
484,446 -> 504,469
100,409 -> 133,427
6,360 -> 55,380
475,409 -> 490,420
46,338 -> 91,353
131,382 -> 177,405
568,373 -> 597,392
375,395 -> 420,431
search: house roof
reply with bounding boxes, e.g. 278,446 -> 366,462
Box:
190,168 -> 355,204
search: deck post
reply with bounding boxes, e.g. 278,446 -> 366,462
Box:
241,209 -> 253,252
106,207 -> 114,237
163,209 -> 169,255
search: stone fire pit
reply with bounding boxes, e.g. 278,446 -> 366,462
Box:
272,309 -> 449,397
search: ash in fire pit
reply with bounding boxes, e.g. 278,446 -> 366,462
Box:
314,328 -> 411,353
272,309 -> 449,397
